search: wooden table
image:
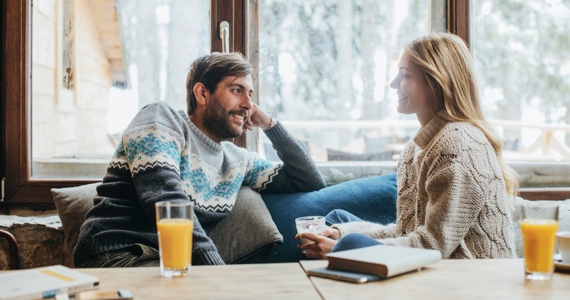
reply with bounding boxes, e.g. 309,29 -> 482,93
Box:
300,259 -> 570,300
80,263 -> 320,299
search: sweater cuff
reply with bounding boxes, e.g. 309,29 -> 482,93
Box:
263,121 -> 289,141
331,224 -> 348,238
193,250 -> 226,265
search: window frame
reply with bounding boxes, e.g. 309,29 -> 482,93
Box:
1,0 -> 568,207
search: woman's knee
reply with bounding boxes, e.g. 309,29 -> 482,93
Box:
332,233 -> 382,252
325,209 -> 361,225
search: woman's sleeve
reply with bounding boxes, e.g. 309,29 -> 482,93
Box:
332,222 -> 399,239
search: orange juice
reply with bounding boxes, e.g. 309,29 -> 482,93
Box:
157,218 -> 194,269
520,219 -> 558,273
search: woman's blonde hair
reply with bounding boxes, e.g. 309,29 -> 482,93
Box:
404,32 -> 519,196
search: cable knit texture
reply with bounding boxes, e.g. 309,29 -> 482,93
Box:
74,102 -> 326,267
333,111 -> 516,259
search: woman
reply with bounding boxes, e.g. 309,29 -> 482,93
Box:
300,32 -> 518,259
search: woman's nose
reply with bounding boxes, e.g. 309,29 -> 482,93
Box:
389,76 -> 398,89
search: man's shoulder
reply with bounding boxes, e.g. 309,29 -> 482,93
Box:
128,101 -> 187,129
140,101 -> 179,115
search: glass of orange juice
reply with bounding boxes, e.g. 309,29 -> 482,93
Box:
521,204 -> 559,281
155,201 -> 194,278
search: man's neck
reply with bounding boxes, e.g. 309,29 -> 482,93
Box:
189,114 -> 223,144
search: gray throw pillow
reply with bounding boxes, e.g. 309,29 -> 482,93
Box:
208,186 -> 283,263
52,183 -> 282,266
51,183 -> 100,267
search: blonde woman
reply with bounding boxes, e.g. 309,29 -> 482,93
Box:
300,32 -> 518,259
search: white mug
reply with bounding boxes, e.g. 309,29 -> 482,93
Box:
557,231 -> 570,263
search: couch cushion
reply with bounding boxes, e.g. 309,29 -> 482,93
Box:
208,186 -> 282,263
52,183 -> 282,266
51,183 -> 100,267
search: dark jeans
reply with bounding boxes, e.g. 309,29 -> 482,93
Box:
325,209 -> 383,253
76,244 -> 160,268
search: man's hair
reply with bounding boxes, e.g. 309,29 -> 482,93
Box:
186,52 -> 253,115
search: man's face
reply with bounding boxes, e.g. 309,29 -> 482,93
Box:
202,75 -> 254,142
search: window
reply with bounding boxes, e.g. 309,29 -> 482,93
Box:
31,0 -> 210,180
470,0 -> 570,195
2,0 -> 568,206
254,0 -> 436,163
2,0 -> 243,205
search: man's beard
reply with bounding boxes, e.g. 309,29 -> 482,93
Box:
202,95 -> 244,141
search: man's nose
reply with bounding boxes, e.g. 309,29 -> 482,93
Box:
241,94 -> 253,109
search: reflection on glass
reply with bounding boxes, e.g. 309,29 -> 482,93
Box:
257,0 -> 430,162
31,0 -> 209,179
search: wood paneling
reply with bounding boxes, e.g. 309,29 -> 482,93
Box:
211,0 -> 249,148
448,0 -> 470,46
4,0 -> 31,202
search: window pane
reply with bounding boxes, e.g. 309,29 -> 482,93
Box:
257,0 -> 431,162
471,0 -> 570,188
31,0 -> 210,179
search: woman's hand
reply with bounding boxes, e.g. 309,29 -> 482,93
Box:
321,226 -> 341,240
296,232 -> 338,260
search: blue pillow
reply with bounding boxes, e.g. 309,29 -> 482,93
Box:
241,172 -> 397,263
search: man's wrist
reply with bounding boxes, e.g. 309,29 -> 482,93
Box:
265,113 -> 276,130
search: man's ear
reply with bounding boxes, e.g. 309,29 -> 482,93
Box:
193,83 -> 209,106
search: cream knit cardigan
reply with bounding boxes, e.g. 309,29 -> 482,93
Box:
333,111 -> 516,259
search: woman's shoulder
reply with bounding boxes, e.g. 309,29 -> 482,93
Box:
439,122 -> 489,145
422,122 -> 492,159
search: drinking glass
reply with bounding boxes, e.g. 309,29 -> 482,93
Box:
520,204 -> 559,281
295,216 -> 326,245
156,201 -> 194,278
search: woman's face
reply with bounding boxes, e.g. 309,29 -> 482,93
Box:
390,53 -> 436,127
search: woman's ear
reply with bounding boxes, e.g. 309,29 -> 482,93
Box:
193,83 -> 209,106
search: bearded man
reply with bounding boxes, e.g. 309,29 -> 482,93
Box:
74,52 -> 326,267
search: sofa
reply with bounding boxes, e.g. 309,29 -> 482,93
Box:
52,173 -> 398,266
51,172 -> 570,267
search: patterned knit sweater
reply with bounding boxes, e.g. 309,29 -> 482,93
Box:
74,102 -> 326,266
333,111 -> 516,259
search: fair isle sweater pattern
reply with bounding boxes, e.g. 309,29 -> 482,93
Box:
112,127 -> 276,213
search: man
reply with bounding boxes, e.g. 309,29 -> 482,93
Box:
73,52 -> 327,267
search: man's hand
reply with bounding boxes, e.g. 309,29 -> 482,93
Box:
243,103 -> 274,131
295,232 -> 338,260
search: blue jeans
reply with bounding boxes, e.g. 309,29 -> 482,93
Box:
325,209 -> 364,225
241,173 -> 397,263
325,209 -> 383,252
